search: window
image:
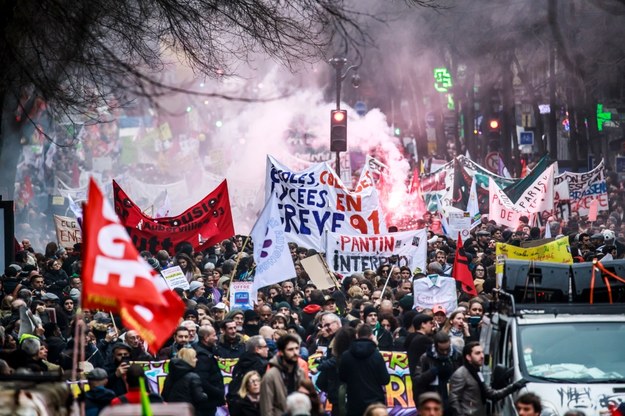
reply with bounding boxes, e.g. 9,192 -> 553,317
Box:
517,322 -> 625,382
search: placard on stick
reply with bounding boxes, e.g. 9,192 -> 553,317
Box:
301,254 -> 340,290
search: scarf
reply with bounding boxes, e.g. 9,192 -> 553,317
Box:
464,363 -> 487,404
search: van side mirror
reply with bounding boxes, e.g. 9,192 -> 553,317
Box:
492,364 -> 513,389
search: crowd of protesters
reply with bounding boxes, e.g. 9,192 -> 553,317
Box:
2,203 -> 619,415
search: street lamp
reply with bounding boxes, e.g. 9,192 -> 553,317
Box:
329,57 -> 359,174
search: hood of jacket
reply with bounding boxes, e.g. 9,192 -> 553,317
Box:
218,332 -> 244,346
348,338 -> 378,359
168,358 -> 195,382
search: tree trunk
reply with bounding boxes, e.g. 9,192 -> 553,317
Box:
0,90 -> 22,201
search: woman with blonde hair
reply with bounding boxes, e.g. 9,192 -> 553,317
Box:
161,347 -> 207,412
229,370 -> 261,416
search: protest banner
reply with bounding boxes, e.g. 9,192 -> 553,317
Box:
512,163 -> 555,213
326,229 -> 427,276
160,266 -> 189,291
495,236 -> 574,278
489,179 -> 523,229
113,180 -> 234,255
53,215 -> 81,249
229,281 -> 254,311
554,160 -> 608,216
68,352 -> 419,416
265,156 -> 386,251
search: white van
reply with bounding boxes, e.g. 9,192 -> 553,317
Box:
489,259 -> 625,416
490,304 -> 625,415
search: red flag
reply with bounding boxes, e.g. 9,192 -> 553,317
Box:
82,179 -> 184,353
113,180 -> 234,255
452,233 -> 477,296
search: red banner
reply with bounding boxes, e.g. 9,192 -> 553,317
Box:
113,180 -> 235,255
82,179 -> 185,352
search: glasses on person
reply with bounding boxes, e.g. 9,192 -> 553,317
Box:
249,378 -> 261,384
322,323 -> 333,329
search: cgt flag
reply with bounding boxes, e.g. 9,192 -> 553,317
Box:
452,233 -> 477,296
82,179 -> 185,353
251,194 -> 296,297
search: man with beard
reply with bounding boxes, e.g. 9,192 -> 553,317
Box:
227,335 -> 269,406
214,319 -> 245,358
449,342 -> 527,416
193,325 -> 225,416
105,343 -> 132,396
156,326 -> 190,360
260,334 -> 305,416
412,331 -> 462,414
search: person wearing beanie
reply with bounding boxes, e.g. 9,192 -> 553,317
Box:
362,305 -> 393,350
188,281 -> 206,301
243,310 -> 261,337
276,301 -> 291,316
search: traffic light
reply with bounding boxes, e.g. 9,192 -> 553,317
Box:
487,117 -> 501,133
330,109 -> 347,152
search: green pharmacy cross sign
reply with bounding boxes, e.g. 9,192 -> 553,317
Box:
434,68 -> 453,93
597,103 -> 612,132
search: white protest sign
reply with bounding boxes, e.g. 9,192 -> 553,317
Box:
325,229 -> 428,276
265,156 -> 386,251
413,275 -> 458,313
489,179 -> 522,229
513,163 -> 555,213
229,281 -> 254,311
160,266 -> 189,290
53,215 -> 82,249
554,160 -> 609,216
446,210 -> 472,239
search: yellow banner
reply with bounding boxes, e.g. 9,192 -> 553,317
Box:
495,236 -> 573,275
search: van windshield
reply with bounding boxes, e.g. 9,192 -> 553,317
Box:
518,322 -> 625,382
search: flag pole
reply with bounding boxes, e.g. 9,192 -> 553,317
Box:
378,261 -> 395,305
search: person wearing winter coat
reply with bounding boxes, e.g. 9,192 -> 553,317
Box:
193,326 -> 226,416
161,347 -> 208,413
338,324 -> 390,416
227,335 -> 269,405
229,371 -> 262,416
449,342 -> 527,416
412,331 -> 463,414
260,334 -> 306,416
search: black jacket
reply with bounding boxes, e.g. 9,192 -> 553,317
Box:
407,332 -> 433,374
214,334 -> 246,359
229,395 -> 261,416
193,342 -> 226,411
227,351 -> 268,401
162,358 -> 208,411
412,343 -> 463,410
338,339 -> 390,416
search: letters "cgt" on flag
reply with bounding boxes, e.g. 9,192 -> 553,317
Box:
82,179 -> 184,353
